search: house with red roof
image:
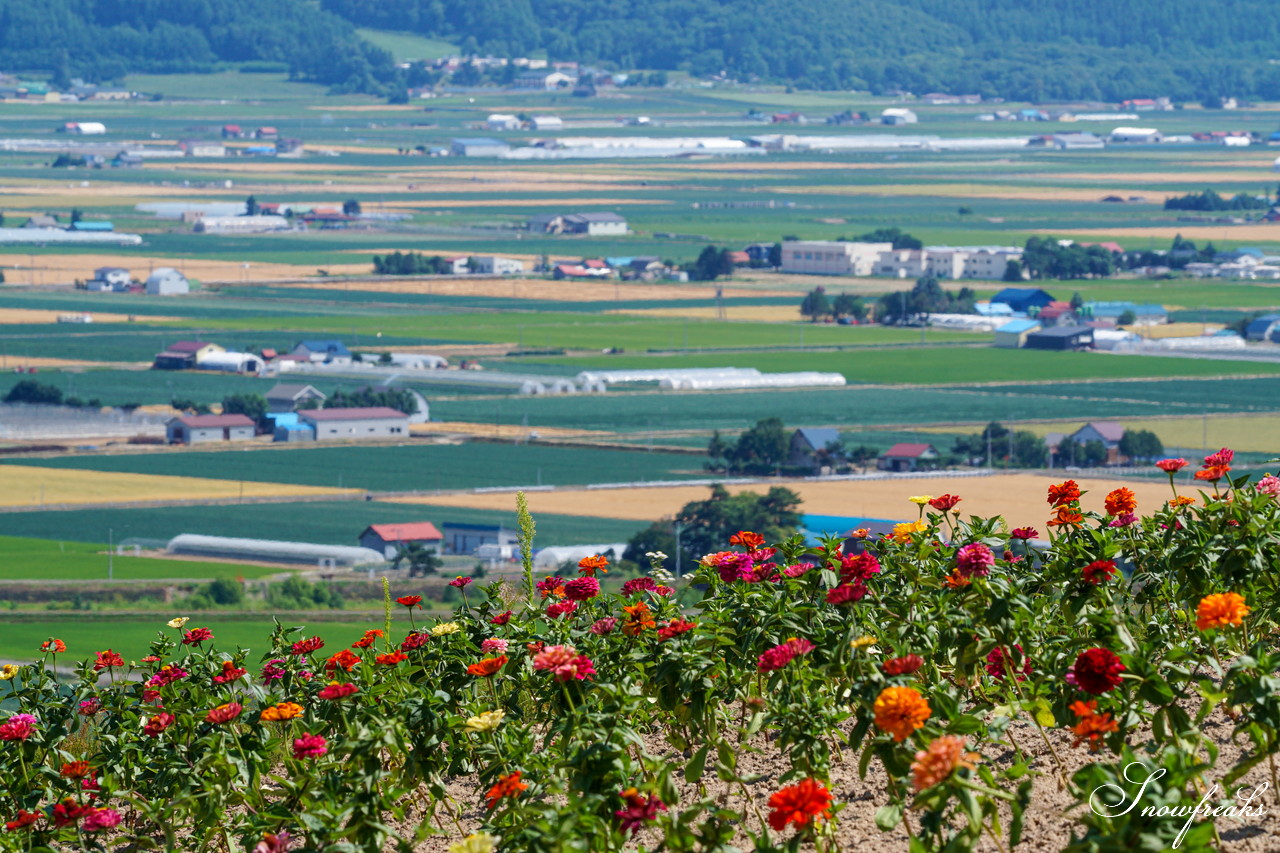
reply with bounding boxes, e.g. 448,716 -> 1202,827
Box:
359,522 -> 444,559
296,407 -> 409,442
877,443 -> 941,473
166,413 -> 255,445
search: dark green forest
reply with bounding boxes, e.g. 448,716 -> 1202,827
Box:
0,0 -> 396,92
321,0 -> 1280,100
5,0 -> 1280,101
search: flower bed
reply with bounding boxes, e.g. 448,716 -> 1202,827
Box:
1,451 -> 1278,852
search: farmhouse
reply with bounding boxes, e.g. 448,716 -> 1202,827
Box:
993,318 -> 1039,348
451,137 -> 511,157
781,241 -> 890,276
877,443 -> 940,473
297,407 -> 409,442
1033,301 -> 1077,327
166,413 -> 255,445
528,212 -> 629,236
1244,314 -> 1280,341
90,267 -> 130,290
1024,325 -> 1095,351
291,340 -> 352,364
442,522 -> 518,556
153,340 -> 224,370
1069,421 -> 1126,465
469,256 -> 525,275
788,427 -> 841,473
266,383 -> 327,411
486,114 -> 520,131
358,522 -> 444,560
146,268 -> 189,295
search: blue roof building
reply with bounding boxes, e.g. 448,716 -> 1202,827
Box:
991,288 -> 1054,314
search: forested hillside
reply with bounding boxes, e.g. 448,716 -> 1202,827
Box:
0,0 -> 395,92
324,0 -> 1280,101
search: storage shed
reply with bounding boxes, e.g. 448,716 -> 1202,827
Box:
166,413 -> 255,445
146,267 -> 189,295
297,406 -> 409,441
1024,326 -> 1095,351
358,522 -> 444,560
994,318 -> 1040,348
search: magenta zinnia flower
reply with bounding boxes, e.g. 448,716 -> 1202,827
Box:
590,617 -> 618,635
563,576 -> 600,601
956,543 -> 995,578
532,645 -> 595,681
620,576 -> 658,595
757,638 -> 816,673
81,808 -> 122,833
615,789 -> 667,835
0,713 -> 37,741
292,733 -> 328,759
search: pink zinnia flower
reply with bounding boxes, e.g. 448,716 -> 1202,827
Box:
562,576 -> 600,601
1010,527 -> 1039,540
1107,513 -> 1137,528
782,562 -> 814,578
1256,474 -> 1280,497
1203,448 -> 1234,467
590,617 -> 618,635
620,576 -> 658,595
182,627 -> 213,645
292,733 -> 328,759
1156,458 -> 1188,473
78,699 -> 101,716
532,645 -> 596,681
701,551 -> 753,582
955,543 -> 995,578
985,645 -> 1032,681
0,713 -> 37,741
825,583 -> 867,606
480,638 -> 510,653
448,576 -> 472,588
261,659 -> 287,681
757,638 -> 816,673
81,808 -> 122,833
545,600 -> 579,619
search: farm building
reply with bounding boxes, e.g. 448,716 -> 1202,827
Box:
881,108 -> 918,125
181,140 -> 226,157
994,319 -> 1039,348
451,137 -> 511,157
167,534 -> 384,567
266,383 -> 326,411
196,351 -> 263,374
166,413 -> 255,445
529,115 -> 564,130
387,353 -> 448,369
90,267 -> 130,290
877,443 -> 941,473
991,288 -> 1055,314
486,114 -> 521,131
781,241 -> 890,276
442,522 -> 518,556
359,522 -> 444,560
533,544 -> 628,569
1024,326 -> 1095,351
1085,302 -> 1169,326
1069,422 -> 1126,465
528,212 -> 629,236
469,256 -> 524,275
789,427 -> 841,473
291,340 -> 352,364
146,268 -> 189,295
297,407 -> 409,441
1034,301 -> 1078,327
153,340 -> 224,369
1109,127 -> 1162,144
64,121 -> 106,135
1244,314 -> 1280,341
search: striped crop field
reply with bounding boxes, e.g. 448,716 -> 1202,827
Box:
0,466 -> 356,508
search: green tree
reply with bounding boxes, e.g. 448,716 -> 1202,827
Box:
1070,291 -> 1085,311
800,287 -> 831,322
832,292 -> 866,321
390,542 -> 442,577
4,380 -> 63,405
694,245 -> 723,281
1117,309 -> 1137,326
721,417 -> 790,475
622,521 -> 677,573
245,195 -> 260,216
1119,429 -> 1164,462
1002,259 -> 1024,282
343,198 -> 362,215
767,242 -> 782,268
222,393 -> 269,430
671,484 -> 802,563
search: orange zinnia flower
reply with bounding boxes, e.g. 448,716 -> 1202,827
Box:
1103,488 -> 1136,516
374,651 -> 408,665
1168,496 -> 1196,508
485,772 -> 529,809
577,554 -> 609,576
621,601 -> 656,636
467,655 -> 508,677
1194,465 -> 1231,483
941,568 -> 972,588
1068,700 -> 1119,751
1047,480 -> 1081,507
873,686 -> 931,742
1195,593 -> 1249,631
729,530 -> 766,550
911,735 -> 979,791
59,761 -> 91,779
325,650 -> 360,672
766,778 -> 833,831
1047,506 -> 1084,527
260,702 -> 304,722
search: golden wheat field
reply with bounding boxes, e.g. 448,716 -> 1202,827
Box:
0,467 -> 357,508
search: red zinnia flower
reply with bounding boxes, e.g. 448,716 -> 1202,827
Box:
4,811 -> 40,831
767,778 -> 833,831
615,788 -> 667,835
1195,465 -> 1231,483
212,660 -> 248,684
400,631 -> 429,652
758,638 -> 816,673
1081,560 -> 1118,585
351,629 -> 385,649
93,650 -> 124,671
620,576 -> 657,595
1156,458 -> 1188,473
562,576 -> 600,601
657,618 -> 696,640
826,583 -> 867,606
546,600 -> 579,619
40,638 -> 66,653
395,595 -> 422,608
985,645 -> 1032,681
52,799 -> 93,828
485,772 -> 529,809
205,702 -> 243,724
1067,648 -> 1126,695
1010,527 -> 1039,540
490,610 -> 512,625
1204,448 -> 1234,467
1047,480 -> 1081,507
317,682 -> 359,700
467,655 -> 508,677
729,530 -> 766,550
143,706 -> 175,732
882,654 -> 924,676
839,552 -> 881,584
290,636 -> 325,656
448,576 -> 472,588
182,627 -> 213,645
60,760 -> 91,779
292,733 -> 328,759
928,494 -> 962,511
374,651 -> 407,666
325,650 -> 360,672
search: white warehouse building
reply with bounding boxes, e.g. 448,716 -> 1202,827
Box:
781,241 -> 892,276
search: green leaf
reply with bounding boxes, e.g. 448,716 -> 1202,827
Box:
874,803 -> 903,832
684,744 -> 709,783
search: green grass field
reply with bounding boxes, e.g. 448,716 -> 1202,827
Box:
1,443 -> 703,491
0,536 -> 280,581
355,29 -> 458,62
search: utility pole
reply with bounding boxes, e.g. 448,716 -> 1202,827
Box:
108,528 -> 113,581
674,522 -> 683,579
986,430 -> 992,469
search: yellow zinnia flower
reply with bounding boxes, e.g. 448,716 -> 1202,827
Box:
448,833 -> 498,853
892,520 -> 928,543
167,617 -> 189,628
0,664 -> 20,681
463,709 -> 505,734
430,622 -> 461,637
908,495 -> 934,506
852,635 -> 879,649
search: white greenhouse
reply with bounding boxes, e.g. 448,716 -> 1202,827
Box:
533,544 -> 629,569
196,352 -> 264,373
167,534 -> 385,567
660,372 -> 846,391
